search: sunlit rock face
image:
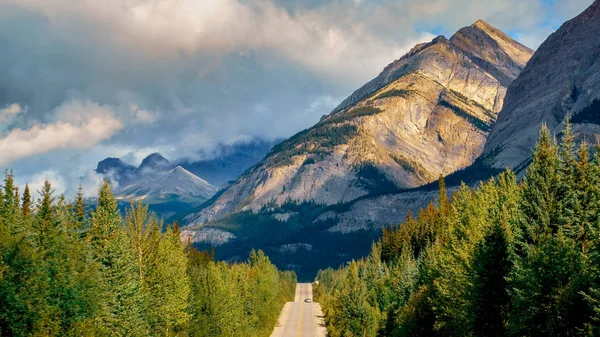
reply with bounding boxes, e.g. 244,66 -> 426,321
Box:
185,20 -> 533,227
484,0 -> 600,171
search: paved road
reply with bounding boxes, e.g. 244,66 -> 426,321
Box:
271,283 -> 327,337
282,283 -> 316,337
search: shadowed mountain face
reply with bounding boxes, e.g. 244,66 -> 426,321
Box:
184,20 -> 533,228
484,0 -> 600,172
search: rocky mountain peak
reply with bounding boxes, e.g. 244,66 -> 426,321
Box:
471,19 -> 494,30
96,157 -> 135,175
450,20 -> 534,86
483,0 -> 600,171
138,153 -> 173,171
183,21 -> 533,227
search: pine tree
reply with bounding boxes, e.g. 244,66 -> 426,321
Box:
509,125 -> 591,335
437,175 -> 450,215
330,261 -> 379,337
149,226 -> 191,335
1,171 -> 19,233
21,184 -> 31,216
90,180 -> 147,336
74,185 -> 88,234
469,221 -> 510,337
124,202 -> 160,282
35,180 -> 55,249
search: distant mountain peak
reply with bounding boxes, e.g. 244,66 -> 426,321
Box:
138,152 -> 173,172
96,157 -> 135,174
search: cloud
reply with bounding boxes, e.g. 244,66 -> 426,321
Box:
0,100 -> 123,166
0,103 -> 26,129
14,169 -> 66,201
0,0 -> 594,195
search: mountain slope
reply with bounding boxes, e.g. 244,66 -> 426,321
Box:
483,0 -> 600,170
185,21 -> 533,227
179,140 -> 280,186
117,166 -> 218,204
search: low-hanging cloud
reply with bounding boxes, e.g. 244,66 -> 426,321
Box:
0,0 -> 594,196
0,100 -> 123,166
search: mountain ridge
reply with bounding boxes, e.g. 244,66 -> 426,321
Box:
184,20 -> 533,228
483,0 -> 600,170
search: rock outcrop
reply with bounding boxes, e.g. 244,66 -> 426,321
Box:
484,0 -> 600,170
185,20 -> 533,227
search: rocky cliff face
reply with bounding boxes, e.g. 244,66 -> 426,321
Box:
185,21 -> 533,227
484,0 -> 600,170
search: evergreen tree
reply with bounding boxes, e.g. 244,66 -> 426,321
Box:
21,184 -> 31,217
74,185 -> 88,233
469,221 -> 510,337
509,125 -> 591,336
149,226 -> 191,335
90,180 -> 147,336
329,262 -> 379,337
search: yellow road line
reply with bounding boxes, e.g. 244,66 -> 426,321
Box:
297,284 -> 304,337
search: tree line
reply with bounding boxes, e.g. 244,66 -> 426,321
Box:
315,121 -> 600,336
0,178 -> 296,336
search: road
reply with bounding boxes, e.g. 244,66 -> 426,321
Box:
271,283 -> 327,337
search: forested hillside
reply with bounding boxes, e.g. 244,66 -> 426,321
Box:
0,178 -> 295,336
315,121 -> 600,336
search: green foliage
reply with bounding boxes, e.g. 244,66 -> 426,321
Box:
356,163 -> 401,195
439,100 -> 491,132
0,173 -> 295,336
571,98 -> 600,125
322,106 -> 383,125
267,124 -> 358,166
317,123 -> 600,336
376,89 -> 413,100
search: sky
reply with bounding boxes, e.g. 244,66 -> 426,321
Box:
0,0 -> 594,197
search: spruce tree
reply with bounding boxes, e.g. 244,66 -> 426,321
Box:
469,221 -> 510,337
149,226 -> 191,335
330,261 -> 379,337
90,180 -> 147,336
21,184 -> 31,216
509,125 -> 591,335
74,185 -> 88,234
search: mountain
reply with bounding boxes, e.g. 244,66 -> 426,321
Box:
178,21 -> 533,279
95,157 -> 136,186
96,153 -> 217,206
135,153 -> 175,176
483,0 -> 600,172
184,20 -> 533,227
180,140 -> 280,187
117,166 -> 217,204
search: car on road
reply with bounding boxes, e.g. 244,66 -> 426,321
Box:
304,298 -> 312,303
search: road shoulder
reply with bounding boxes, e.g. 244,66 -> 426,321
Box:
314,303 -> 328,337
270,302 -> 293,337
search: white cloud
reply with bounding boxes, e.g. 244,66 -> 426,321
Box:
0,100 -> 123,166
14,169 -> 66,201
0,0 -> 442,84
0,103 -> 23,117
0,103 -> 26,129
130,105 -> 159,124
